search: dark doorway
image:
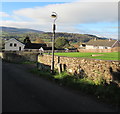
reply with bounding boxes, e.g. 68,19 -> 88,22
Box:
19,47 -> 21,51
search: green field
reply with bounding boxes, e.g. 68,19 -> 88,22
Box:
54,52 -> 120,61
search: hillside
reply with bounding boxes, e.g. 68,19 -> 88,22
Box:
0,26 -> 44,34
1,26 -> 108,47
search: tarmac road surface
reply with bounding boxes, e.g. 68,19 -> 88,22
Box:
2,62 -> 117,112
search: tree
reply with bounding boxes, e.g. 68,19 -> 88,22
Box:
33,38 -> 45,43
24,36 -> 31,44
55,37 -> 69,49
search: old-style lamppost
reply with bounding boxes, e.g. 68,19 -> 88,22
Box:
51,12 -> 57,74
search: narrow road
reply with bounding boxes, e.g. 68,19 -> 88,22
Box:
2,62 -> 116,112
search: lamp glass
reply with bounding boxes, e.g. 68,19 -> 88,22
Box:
51,15 -> 56,18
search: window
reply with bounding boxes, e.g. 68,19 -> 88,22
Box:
14,43 -> 17,47
82,44 -> 86,47
10,43 -> 12,47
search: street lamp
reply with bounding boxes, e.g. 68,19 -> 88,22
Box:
51,12 -> 57,74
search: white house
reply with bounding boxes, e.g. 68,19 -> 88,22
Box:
80,39 -> 120,49
5,38 -> 25,51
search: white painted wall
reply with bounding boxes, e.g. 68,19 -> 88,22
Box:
5,38 -> 25,51
86,45 -> 94,49
39,47 -> 44,51
98,46 -> 104,49
86,45 -> 111,49
97,46 -> 111,49
107,47 -> 111,49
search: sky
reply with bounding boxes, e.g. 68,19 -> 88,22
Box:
0,0 -> 119,39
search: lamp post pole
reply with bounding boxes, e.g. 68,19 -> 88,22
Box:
51,12 -> 57,74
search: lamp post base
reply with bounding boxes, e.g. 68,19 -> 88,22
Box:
51,70 -> 56,75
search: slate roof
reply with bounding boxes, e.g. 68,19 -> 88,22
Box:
40,47 -> 52,50
5,38 -> 25,46
24,43 -> 47,49
86,39 -> 119,47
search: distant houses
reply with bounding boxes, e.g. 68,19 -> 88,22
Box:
4,38 -> 47,51
24,43 -> 47,50
4,38 -> 78,52
39,47 -> 52,52
80,39 -> 120,49
4,38 -> 25,51
4,38 -> 120,52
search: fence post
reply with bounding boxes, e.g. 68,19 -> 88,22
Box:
62,64 -> 66,72
57,63 -> 62,74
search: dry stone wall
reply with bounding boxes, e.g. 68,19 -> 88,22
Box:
1,51 -> 39,62
1,51 -> 120,84
38,54 -> 120,83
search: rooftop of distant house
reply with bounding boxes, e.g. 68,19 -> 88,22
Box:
86,39 -> 119,47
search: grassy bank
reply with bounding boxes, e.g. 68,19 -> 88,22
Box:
30,68 -> 120,107
53,52 -> 120,61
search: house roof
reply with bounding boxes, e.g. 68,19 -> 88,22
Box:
86,39 -> 119,47
40,47 -> 53,50
5,38 -> 25,46
24,43 -> 47,49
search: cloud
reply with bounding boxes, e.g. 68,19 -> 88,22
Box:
0,12 -> 10,17
1,20 -> 52,31
12,1 -> 117,24
1,0 -> 118,39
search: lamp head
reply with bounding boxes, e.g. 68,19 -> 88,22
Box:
51,12 -> 57,19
